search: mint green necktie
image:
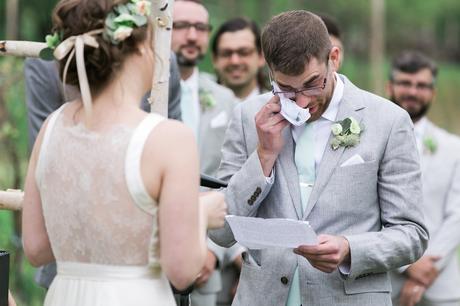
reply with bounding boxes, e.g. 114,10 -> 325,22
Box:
286,123 -> 316,306
180,82 -> 199,137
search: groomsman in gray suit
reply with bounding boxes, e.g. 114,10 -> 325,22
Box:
171,1 -> 235,305
388,51 -> 460,306
210,11 -> 428,306
24,52 -> 183,289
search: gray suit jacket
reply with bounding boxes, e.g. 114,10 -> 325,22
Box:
24,54 -> 182,289
391,120 -> 460,302
197,73 -> 236,177
210,76 -> 428,306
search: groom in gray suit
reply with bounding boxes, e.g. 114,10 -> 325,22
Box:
210,11 -> 428,306
388,51 -> 460,306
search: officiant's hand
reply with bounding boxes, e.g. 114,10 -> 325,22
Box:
294,234 -> 350,273
200,191 -> 227,229
255,95 -> 289,176
195,250 -> 217,287
399,278 -> 426,306
405,255 -> 440,287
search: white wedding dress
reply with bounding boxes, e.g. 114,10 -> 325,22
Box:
36,104 -> 176,306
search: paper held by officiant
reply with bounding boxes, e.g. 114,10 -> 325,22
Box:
225,215 -> 318,249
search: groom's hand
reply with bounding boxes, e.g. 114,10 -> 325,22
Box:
255,95 -> 289,176
294,234 -> 350,273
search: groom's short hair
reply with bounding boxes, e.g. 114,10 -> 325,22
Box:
261,10 -> 332,76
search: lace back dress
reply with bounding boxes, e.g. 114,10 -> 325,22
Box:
36,104 -> 175,306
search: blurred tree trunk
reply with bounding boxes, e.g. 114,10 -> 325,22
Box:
3,0 -> 23,294
370,0 -> 385,96
6,0 -> 19,39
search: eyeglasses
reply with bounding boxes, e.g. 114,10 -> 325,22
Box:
271,64 -> 329,99
391,80 -> 434,92
216,47 -> 257,59
173,21 -> 213,32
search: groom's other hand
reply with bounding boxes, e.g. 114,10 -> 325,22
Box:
255,95 -> 289,176
195,250 -> 217,287
294,234 -> 350,273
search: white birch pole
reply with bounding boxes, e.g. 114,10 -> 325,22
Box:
0,190 -> 23,211
0,40 -> 46,57
149,0 -> 173,116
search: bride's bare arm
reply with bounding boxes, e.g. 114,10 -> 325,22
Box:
22,117 -> 54,267
143,120 -> 206,290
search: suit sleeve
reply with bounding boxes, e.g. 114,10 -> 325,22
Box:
209,102 -> 273,247
425,151 -> 460,271
24,58 -> 64,149
344,111 -> 429,279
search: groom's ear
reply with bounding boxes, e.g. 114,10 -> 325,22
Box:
329,46 -> 340,72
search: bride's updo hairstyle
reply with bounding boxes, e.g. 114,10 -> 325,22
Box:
51,0 -> 151,95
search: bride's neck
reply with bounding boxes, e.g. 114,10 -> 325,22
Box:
94,55 -> 150,109
77,53 -> 152,129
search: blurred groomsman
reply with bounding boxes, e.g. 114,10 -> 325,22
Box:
211,17 -> 267,101
171,1 -> 235,305
319,14 -> 344,71
388,51 -> 460,306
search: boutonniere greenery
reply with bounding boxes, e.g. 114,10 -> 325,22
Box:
423,136 -> 437,154
199,89 -> 216,110
330,116 -> 364,150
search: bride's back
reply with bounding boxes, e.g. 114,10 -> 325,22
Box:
37,105 -> 153,266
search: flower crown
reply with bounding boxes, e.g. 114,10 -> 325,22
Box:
42,0 -> 151,59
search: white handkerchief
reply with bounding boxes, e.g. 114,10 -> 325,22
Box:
210,111 -> 228,128
272,82 -> 311,126
340,154 -> 365,167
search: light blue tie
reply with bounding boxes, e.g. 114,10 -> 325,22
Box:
286,123 -> 316,306
180,82 -> 199,137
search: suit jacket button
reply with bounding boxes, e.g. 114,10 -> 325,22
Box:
280,276 -> 289,285
255,187 -> 261,194
247,199 -> 254,205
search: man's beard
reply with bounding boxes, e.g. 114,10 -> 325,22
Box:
175,45 -> 205,67
390,94 -> 431,122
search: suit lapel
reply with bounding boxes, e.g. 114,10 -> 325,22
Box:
277,127 -> 303,219
303,79 -> 366,219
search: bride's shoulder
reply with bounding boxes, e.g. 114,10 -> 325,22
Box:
142,117 -> 198,159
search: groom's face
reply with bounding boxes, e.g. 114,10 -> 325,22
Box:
271,56 -> 335,122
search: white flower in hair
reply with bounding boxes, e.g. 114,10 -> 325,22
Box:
135,0 -> 152,16
113,26 -> 134,42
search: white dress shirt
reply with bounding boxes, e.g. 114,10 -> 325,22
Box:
292,73 -> 344,174
414,117 -> 427,155
180,68 -> 201,136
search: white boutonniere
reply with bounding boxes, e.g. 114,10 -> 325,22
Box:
423,136 -> 437,154
330,117 -> 364,150
199,89 -> 216,110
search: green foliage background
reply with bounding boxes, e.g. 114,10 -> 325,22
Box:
0,0 -> 459,304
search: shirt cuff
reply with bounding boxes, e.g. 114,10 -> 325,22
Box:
338,262 -> 350,275
265,169 -> 275,184
397,265 -> 409,274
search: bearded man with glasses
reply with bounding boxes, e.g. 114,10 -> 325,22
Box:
210,11 -> 428,306
388,51 -> 460,306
